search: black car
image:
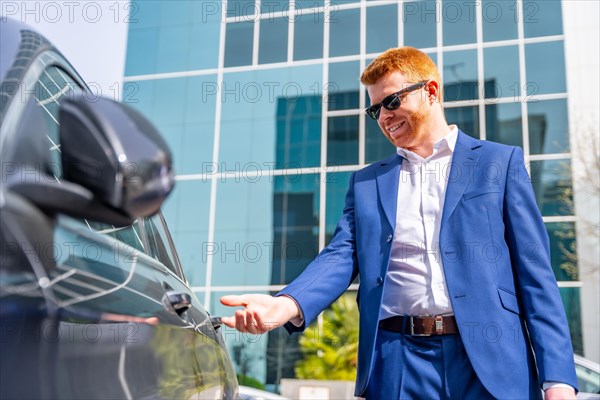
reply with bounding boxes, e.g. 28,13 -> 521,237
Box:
0,18 -> 238,399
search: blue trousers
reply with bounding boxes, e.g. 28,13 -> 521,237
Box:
364,327 -> 495,400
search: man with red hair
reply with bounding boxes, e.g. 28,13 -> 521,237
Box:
221,47 -> 577,399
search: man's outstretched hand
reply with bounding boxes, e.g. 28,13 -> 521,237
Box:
220,294 -> 300,334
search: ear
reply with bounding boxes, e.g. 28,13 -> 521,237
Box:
425,80 -> 441,103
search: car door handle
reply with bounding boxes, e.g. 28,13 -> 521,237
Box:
162,291 -> 191,315
210,316 -> 222,329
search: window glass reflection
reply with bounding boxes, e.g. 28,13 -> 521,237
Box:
294,11 -> 324,60
276,94 -> 322,169
523,0 -> 563,38
125,28 -> 158,75
225,21 -> 254,67
403,0 -> 437,49
482,0 -> 518,42
212,178 -> 276,286
261,0 -> 289,13
328,61 -> 360,111
485,103 -> 523,147
219,66 -> 322,168
295,0 -> 323,9
227,0 -> 256,17
525,41 -> 566,96
528,99 -> 569,155
329,8 -> 360,57
365,119 -> 395,164
156,29 -> 188,74
441,0 -> 476,46
445,106 -> 479,138
367,4 -> 398,54
484,46 -> 520,99
546,222 -> 578,282
558,287 -> 583,355
326,172 -> 352,243
260,17 -> 288,64
161,180 -> 212,286
529,159 -> 573,216
328,116 -> 359,166
443,49 -> 478,102
272,174 -> 320,284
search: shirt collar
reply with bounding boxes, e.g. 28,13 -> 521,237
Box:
396,125 -> 459,162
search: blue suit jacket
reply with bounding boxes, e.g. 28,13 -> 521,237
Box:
279,131 -> 578,398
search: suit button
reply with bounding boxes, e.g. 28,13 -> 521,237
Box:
376,277 -> 384,285
386,234 -> 392,243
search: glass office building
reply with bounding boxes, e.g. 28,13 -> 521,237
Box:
124,0 -> 597,388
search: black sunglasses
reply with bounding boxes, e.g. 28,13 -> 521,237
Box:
365,81 -> 428,120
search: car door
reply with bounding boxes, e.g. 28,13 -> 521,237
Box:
1,25 -> 237,399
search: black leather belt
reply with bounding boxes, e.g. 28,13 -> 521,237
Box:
379,315 -> 458,336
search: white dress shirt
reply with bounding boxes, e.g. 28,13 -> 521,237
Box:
380,126 -> 458,319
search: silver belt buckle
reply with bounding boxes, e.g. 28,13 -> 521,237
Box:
435,315 -> 444,335
410,316 -> 431,336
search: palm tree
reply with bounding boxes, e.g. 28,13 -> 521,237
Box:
294,293 -> 358,381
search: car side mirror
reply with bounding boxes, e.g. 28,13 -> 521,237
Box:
7,94 -> 175,226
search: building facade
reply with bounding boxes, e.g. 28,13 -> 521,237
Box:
123,0 -> 599,389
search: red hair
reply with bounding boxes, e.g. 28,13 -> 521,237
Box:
360,47 -> 443,102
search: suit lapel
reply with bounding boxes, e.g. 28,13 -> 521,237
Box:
441,131 -> 482,227
375,154 -> 403,229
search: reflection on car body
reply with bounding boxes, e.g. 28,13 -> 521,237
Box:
0,18 -> 238,399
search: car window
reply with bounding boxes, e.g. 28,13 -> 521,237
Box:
576,362 -> 600,394
86,220 -> 146,253
34,64 -> 81,178
143,214 -> 181,277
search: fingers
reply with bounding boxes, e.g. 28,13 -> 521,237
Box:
220,316 -> 236,328
220,295 -> 248,307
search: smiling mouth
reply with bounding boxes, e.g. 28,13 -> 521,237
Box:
387,121 -> 406,134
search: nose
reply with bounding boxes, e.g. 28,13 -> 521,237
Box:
378,106 -> 393,122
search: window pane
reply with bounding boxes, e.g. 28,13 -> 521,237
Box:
271,174 -> 320,284
484,46 -> 520,99
445,106 -> 479,138
162,180 -> 212,286
295,0 -> 323,8
443,49 -> 478,102
261,0 -> 289,13
442,0 -> 476,46
144,214 -> 178,275
328,61 -> 360,111
326,172 -> 352,243
530,159 -> 573,216
523,0 -> 563,38
294,11 -> 324,60
225,21 -> 254,67
485,103 -> 522,147
125,28 -> 158,75
156,25 -> 190,73
482,0 -> 518,42
528,99 -> 569,155
365,119 -> 395,163
212,178 -> 276,286
546,222 -> 578,281
259,17 -> 288,64
329,8 -> 360,57
525,41 -> 566,96
227,0 -> 256,17
367,5 -> 398,54
558,287 -> 583,355
328,115 -> 359,166
276,93 -> 322,169
219,66 -> 322,168
403,0 -> 437,49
